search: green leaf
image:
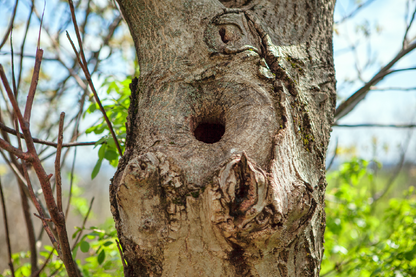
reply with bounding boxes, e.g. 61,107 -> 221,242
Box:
102,241 -> 113,247
98,144 -> 107,160
91,159 -> 103,179
104,150 -> 118,161
21,265 -> 31,276
106,136 -> 117,148
80,241 -> 90,253
97,249 -> 106,265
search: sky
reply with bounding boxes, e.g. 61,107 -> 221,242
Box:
0,0 -> 415,180
330,0 -> 416,165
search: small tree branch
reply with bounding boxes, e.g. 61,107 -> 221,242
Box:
66,30 -> 122,156
55,113 -> 65,213
335,0 -> 377,24
66,0 -> 123,156
0,0 -> 19,50
33,250 -> 54,277
0,137 -> 33,160
403,6 -> 416,48
0,51 -> 58,61
333,123 -> 416,128
71,197 -> 94,250
23,48 -> 43,122
326,137 -> 338,171
0,178 -> 15,277
335,41 -> 416,122
0,122 -> 97,147
373,130 -> 413,203
370,86 -> 416,91
16,0 -> 34,93
65,148 -> 77,218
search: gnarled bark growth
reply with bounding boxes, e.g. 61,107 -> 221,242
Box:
110,0 -> 336,276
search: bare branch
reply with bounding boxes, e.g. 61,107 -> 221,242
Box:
24,48 -> 44,122
34,213 -> 53,222
403,5 -> 416,48
66,0 -> 123,156
326,137 -> 338,171
373,129 -> 413,202
0,122 -> 97,148
334,41 -> 416,122
0,0 -> 19,50
33,250 -> 54,276
65,148 -> 77,218
16,0 -> 34,93
333,123 -> 416,128
335,0 -> 377,25
370,86 -> 416,91
55,113 -> 65,213
0,178 -> 15,277
71,197 -> 94,250
0,138 -> 33,161
0,51 -> 58,61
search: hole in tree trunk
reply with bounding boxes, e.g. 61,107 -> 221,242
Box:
219,27 -> 229,43
194,122 -> 225,144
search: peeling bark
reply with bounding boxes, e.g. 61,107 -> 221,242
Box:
111,0 -> 336,276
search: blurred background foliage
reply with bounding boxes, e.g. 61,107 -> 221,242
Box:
322,159 -> 416,276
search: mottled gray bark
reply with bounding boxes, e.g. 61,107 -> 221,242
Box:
111,0 -> 336,276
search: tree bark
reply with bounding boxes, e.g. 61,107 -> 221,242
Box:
110,0 -> 336,276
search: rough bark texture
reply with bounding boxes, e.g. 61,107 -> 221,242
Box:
111,0 -> 336,276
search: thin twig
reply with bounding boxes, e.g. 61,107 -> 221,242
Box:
49,264 -> 64,277
0,87 -> 14,119
370,86 -> 416,91
0,51 -> 58,61
33,250 -> 54,276
65,147 -> 77,218
373,129 -> 414,202
335,41 -> 416,122
0,122 -> 97,147
0,0 -> 19,50
16,0 -> 34,93
403,6 -> 416,48
0,178 -> 15,277
21,159 -> 61,259
326,137 -> 338,171
55,113 -> 65,213
34,213 -> 53,222
24,48 -> 44,122
335,0 -> 377,24
66,31 -> 122,156
333,123 -> 416,128
0,148 -> 49,219
66,0 -> 122,156
116,239 -> 128,269
71,197 -> 95,250
0,149 -> 26,185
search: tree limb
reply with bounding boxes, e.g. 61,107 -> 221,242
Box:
335,41 -> 416,122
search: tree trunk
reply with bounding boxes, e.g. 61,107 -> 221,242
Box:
110,0 -> 336,276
